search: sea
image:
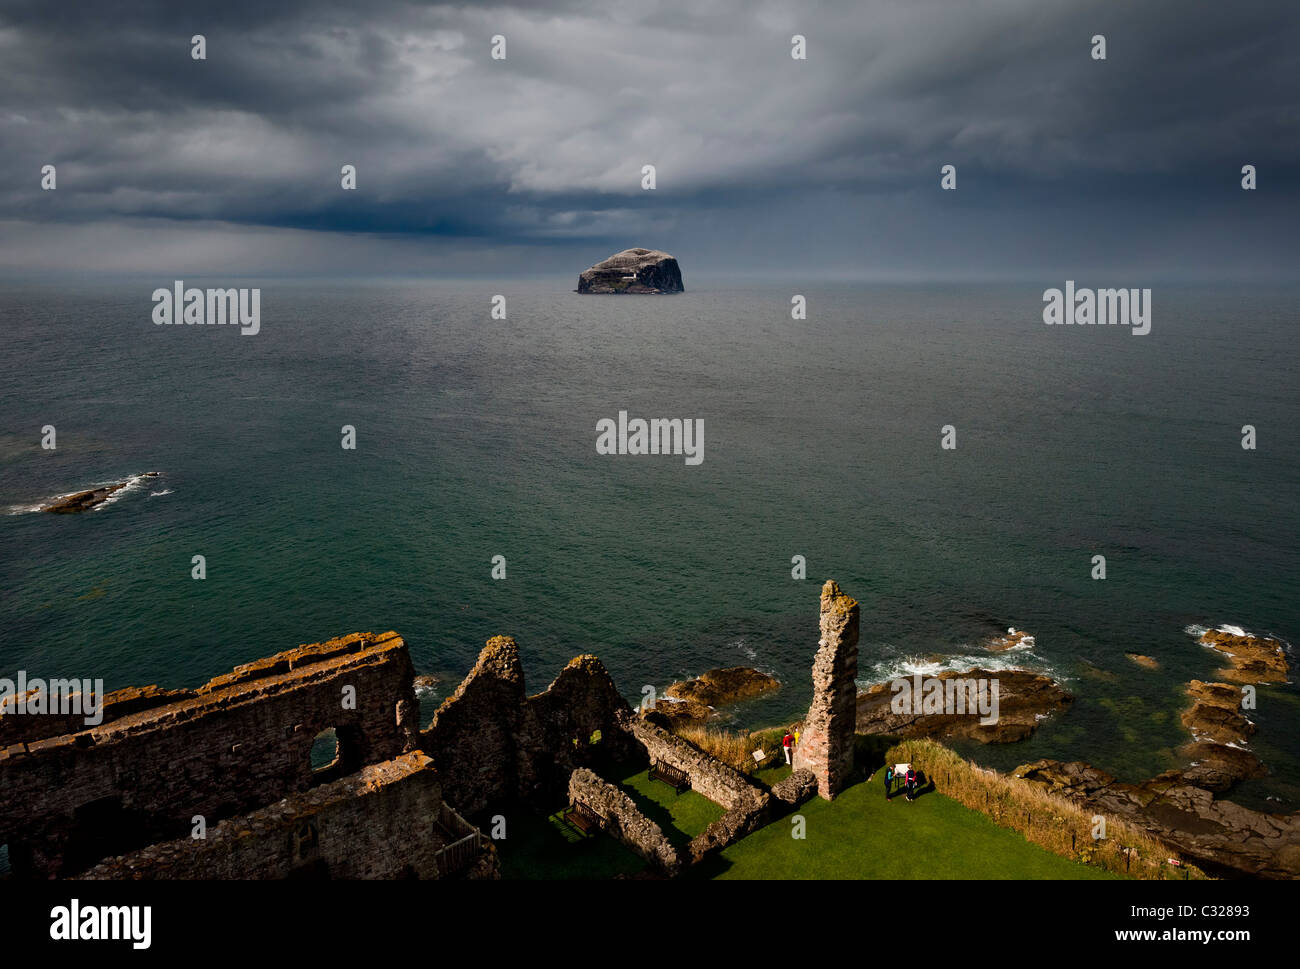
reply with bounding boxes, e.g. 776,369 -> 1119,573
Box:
2,275 -> 1296,810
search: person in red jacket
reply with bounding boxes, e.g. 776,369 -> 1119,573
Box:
782,731 -> 793,764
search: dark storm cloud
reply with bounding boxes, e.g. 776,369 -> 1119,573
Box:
0,0 -> 1296,273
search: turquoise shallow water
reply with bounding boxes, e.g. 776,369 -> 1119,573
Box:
1,276 -> 1296,807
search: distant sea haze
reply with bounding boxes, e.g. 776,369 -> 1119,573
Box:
1,277 -> 1296,809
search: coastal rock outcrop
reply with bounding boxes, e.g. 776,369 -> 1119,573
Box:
576,248 -> 684,294
984,628 -> 1035,652
1198,628 -> 1289,684
855,669 -> 1071,744
1013,628 -> 1296,878
1182,679 -> 1254,747
651,667 -> 780,726
40,472 -> 160,513
1015,758 -> 1300,879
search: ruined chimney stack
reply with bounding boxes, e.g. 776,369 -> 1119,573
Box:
791,580 -> 860,799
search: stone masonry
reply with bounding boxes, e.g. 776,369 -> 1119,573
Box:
422,637 -> 638,815
78,752 -> 447,880
568,767 -> 681,876
792,580 -> 860,799
0,631 -> 419,877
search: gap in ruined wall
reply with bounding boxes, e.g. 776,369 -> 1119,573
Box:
63,796 -> 151,875
310,729 -> 340,772
309,725 -> 364,787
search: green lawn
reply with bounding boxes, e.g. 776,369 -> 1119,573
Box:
492,766 -> 728,879
613,766 -> 726,845
493,740 -> 1123,880
689,770 -> 1123,880
495,803 -> 645,880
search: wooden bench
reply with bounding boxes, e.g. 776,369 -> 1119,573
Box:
564,800 -> 602,837
649,760 -> 689,793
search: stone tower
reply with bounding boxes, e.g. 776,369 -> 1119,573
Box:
791,580 -> 860,799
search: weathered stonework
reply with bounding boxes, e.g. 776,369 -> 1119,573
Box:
770,768 -> 818,810
77,752 -> 448,880
628,717 -> 765,812
422,636 -> 528,816
0,631 -> 419,878
516,654 -> 641,804
421,638 -> 637,815
792,580 -> 860,799
568,767 -> 681,876
627,716 -> 772,862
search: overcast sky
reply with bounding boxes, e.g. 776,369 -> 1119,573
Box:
1,0 -> 1296,278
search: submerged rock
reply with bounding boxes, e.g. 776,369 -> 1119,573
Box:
576,248 -> 684,294
984,628 -> 1035,652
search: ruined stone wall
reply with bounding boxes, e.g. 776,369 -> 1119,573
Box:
0,631 -> 419,878
421,636 -> 527,817
77,753 -> 446,880
421,638 -> 637,815
568,767 -> 681,876
792,580 -> 860,799
627,717 -> 765,812
516,655 -> 641,803
625,716 -> 773,862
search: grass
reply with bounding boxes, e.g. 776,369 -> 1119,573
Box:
494,735 -> 1173,880
689,771 -> 1124,880
673,724 -> 795,775
883,738 -> 1205,879
491,764 -> 728,878
613,766 -> 726,846
493,801 -> 646,880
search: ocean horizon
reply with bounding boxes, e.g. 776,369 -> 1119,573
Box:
3,275 -> 1296,812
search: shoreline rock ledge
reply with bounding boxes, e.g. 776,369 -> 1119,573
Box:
576,248 -> 684,294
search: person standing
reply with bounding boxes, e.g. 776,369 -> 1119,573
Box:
905,767 -> 917,801
883,766 -> 894,800
782,730 -> 793,764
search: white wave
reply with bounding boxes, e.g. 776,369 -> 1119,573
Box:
149,489 -> 173,497
92,473 -> 153,511
1184,624 -> 1209,638
860,649 -> 1056,686
1217,624 -> 1248,637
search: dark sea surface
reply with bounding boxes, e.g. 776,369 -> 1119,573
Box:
2,276 -> 1296,808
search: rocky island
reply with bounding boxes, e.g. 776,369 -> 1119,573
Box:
41,472 -> 161,513
650,667 -> 780,727
576,248 -> 684,294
